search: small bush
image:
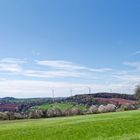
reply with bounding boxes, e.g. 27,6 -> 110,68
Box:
63,108 -> 81,116
106,104 -> 116,112
87,105 -> 98,114
98,105 -> 107,113
28,110 -> 44,119
46,108 -> 62,117
119,103 -> 135,111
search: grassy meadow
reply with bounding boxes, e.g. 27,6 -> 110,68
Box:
32,102 -> 87,111
0,110 -> 140,140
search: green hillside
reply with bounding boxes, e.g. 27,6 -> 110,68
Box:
32,102 -> 86,111
0,110 -> 140,140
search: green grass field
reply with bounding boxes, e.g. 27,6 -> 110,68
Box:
0,110 -> 140,140
32,102 -> 86,111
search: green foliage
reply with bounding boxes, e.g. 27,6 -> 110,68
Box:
0,111 -> 140,139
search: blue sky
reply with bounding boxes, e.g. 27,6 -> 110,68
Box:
0,0 -> 140,97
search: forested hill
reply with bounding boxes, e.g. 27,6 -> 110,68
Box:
0,93 -> 136,103
0,93 -> 136,106
64,92 -> 136,106
71,93 -> 135,100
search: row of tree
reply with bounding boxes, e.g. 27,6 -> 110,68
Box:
0,103 -> 138,120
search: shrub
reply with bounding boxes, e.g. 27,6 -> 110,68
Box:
46,108 -> 62,117
28,110 -> 44,119
106,104 -> 116,112
63,108 -> 81,116
119,103 -> 135,111
87,105 -> 98,114
98,105 -> 107,113
14,113 -> 24,119
0,112 -> 9,120
5,112 -> 15,120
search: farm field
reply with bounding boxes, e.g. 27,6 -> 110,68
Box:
0,110 -> 140,140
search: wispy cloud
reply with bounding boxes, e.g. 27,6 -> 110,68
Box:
112,61 -> 140,84
0,58 -> 25,73
124,61 -> 140,70
132,51 -> 140,56
0,58 -> 85,78
37,60 -> 112,72
24,70 -> 85,78
0,58 -> 138,97
0,79 -> 135,98
37,60 -> 88,70
0,58 -> 92,79
90,68 -> 113,72
113,74 -> 140,83
24,61 -> 111,79
0,58 -> 26,64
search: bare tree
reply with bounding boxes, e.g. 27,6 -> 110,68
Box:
135,85 -> 140,103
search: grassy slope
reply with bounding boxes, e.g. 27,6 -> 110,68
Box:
33,103 -> 86,111
0,111 -> 140,140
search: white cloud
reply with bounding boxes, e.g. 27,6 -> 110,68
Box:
89,68 -> 113,72
37,60 -> 112,72
0,79 -> 86,97
124,61 -> 140,70
0,58 -> 25,73
37,60 -> 87,70
24,70 -> 85,78
113,74 -> 140,83
0,58 -> 138,97
0,58 -> 86,78
0,58 -> 101,79
0,79 -> 136,98
0,58 -> 113,79
0,58 -> 26,64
